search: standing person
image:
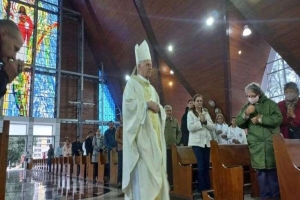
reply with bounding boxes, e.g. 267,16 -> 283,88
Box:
47,144 -> 54,173
55,142 -> 64,157
236,82 -> 282,199
180,99 -> 194,146
85,131 -> 94,156
72,136 -> 82,177
91,129 -> 105,184
214,113 -> 229,144
278,82 -> 300,139
104,121 -> 117,182
187,94 -> 215,198
164,105 -> 182,188
115,117 -> 123,189
227,117 -> 247,144
0,19 -> 24,98
63,139 -> 72,157
122,40 -> 169,200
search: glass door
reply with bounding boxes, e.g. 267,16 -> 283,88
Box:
32,136 -> 55,159
8,136 -> 27,169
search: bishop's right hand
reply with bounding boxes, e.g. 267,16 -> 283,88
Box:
147,101 -> 160,113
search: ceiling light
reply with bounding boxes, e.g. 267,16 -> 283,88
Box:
206,17 -> 214,26
168,45 -> 173,52
169,82 -> 173,86
242,25 -> 252,36
170,70 -> 174,75
125,75 -> 130,81
238,50 -> 242,55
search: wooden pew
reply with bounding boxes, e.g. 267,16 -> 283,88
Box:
273,133 -> 300,200
59,157 -> 64,175
73,156 -> 81,177
79,155 -> 86,180
109,151 -> 118,185
203,140 -> 259,200
0,121 -> 10,200
98,152 -> 108,183
171,144 -> 197,200
86,154 -> 94,182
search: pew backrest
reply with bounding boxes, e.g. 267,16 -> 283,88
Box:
176,146 -> 197,165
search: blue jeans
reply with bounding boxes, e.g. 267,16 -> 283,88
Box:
257,169 -> 280,199
118,150 -> 123,184
192,146 -> 211,192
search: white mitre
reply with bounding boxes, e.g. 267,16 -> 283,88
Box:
135,40 -> 151,65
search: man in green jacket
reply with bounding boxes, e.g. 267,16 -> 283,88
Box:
236,82 -> 282,200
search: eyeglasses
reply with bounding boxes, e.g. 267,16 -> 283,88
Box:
246,95 -> 257,98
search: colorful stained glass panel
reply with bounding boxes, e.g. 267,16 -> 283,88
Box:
33,73 -> 55,118
35,9 -> 58,69
2,72 -> 31,116
9,2 -> 35,67
38,0 -> 58,12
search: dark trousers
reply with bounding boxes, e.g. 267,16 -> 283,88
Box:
106,150 -> 111,179
166,149 -> 173,186
47,158 -> 52,172
93,163 -> 98,180
257,169 -> 280,199
118,150 -> 123,184
182,132 -> 189,146
192,146 -> 211,192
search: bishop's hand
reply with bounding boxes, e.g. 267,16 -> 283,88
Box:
147,101 -> 160,113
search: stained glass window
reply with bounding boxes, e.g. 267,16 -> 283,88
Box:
33,74 -> 55,118
263,48 -> 300,102
35,9 -> 58,70
1,0 -> 59,118
98,71 -> 116,133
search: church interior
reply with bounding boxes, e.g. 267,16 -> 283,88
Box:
1,0 -> 300,199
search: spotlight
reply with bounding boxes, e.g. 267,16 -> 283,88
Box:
206,17 -> 214,26
125,75 -> 130,81
238,50 -> 242,55
169,82 -> 173,86
168,45 -> 173,52
242,25 -> 252,36
170,70 -> 174,75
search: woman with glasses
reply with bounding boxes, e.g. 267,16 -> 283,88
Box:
278,82 -> 300,139
236,82 -> 282,200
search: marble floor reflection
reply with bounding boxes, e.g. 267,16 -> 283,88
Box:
5,169 -> 258,200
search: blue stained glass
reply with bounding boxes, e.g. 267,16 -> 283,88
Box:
38,1 -> 58,12
0,1 -> 8,19
98,71 -> 116,133
33,73 -> 55,118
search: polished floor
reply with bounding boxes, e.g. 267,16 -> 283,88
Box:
5,169 -> 258,200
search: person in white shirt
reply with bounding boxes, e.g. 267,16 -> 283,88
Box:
215,113 -> 229,144
228,117 -> 247,144
187,94 -> 215,198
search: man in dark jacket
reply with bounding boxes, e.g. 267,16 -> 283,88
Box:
180,99 -> 194,146
0,20 -> 24,98
72,136 -> 82,176
85,131 -> 94,156
47,144 -> 54,173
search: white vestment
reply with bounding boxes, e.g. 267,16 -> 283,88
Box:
122,75 -> 169,200
215,123 -> 229,144
227,126 -> 247,144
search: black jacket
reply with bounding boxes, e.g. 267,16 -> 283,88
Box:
180,107 -> 190,146
72,141 -> 82,156
0,70 -> 8,98
85,137 -> 93,155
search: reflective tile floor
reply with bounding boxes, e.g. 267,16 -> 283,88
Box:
5,169 -> 258,200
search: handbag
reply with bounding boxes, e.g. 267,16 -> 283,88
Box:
288,125 -> 300,139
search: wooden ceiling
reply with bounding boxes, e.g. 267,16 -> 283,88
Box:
69,0 -> 300,119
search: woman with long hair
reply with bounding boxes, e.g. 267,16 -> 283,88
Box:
187,94 -> 215,198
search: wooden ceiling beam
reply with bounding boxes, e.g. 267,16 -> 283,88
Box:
230,0 -> 300,74
132,0 -> 196,96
